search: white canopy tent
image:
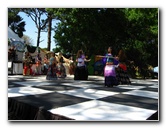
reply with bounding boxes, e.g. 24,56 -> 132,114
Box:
8,27 -> 24,42
8,27 -> 24,75
8,27 -> 25,52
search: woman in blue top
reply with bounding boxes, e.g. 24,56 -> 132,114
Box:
101,46 -> 119,87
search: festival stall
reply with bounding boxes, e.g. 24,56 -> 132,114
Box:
23,45 -> 49,75
8,27 -> 25,75
8,27 -> 48,75
8,27 -> 72,76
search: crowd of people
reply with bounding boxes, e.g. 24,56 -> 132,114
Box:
22,51 -> 75,78
20,47 -> 132,87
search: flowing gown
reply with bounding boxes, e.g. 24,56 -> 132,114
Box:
103,54 -> 119,87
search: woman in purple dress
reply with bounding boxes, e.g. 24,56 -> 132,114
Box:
102,47 -> 119,87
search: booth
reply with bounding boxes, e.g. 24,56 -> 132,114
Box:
8,27 -> 24,75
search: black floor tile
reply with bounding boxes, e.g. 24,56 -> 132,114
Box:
99,94 -> 158,110
10,92 -> 91,110
32,85 -> 81,91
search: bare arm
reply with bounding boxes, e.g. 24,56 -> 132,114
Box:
96,55 -> 105,58
96,55 -> 116,59
84,58 -> 91,62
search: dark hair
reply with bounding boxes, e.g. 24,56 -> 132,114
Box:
107,46 -> 112,53
51,52 -> 55,57
118,49 -> 127,62
76,50 -> 83,58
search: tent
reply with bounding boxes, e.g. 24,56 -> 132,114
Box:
8,27 -> 25,52
8,27 -> 25,74
8,27 -> 24,42
8,27 -> 25,62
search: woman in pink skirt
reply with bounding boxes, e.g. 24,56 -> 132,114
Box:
98,46 -> 119,87
103,47 -> 119,87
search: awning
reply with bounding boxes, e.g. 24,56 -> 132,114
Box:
8,27 -> 24,42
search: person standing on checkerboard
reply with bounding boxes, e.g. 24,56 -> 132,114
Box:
74,49 -> 90,80
115,49 -> 131,85
46,52 -> 58,80
35,53 -> 42,75
97,46 -> 119,87
102,46 -> 119,87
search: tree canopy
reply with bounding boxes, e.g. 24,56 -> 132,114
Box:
52,8 -> 158,77
53,8 -> 130,55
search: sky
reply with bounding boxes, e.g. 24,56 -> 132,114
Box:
19,11 -> 58,51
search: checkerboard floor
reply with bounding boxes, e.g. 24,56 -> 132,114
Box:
8,75 -> 159,121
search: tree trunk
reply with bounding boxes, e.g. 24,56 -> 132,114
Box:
37,28 -> 41,47
47,16 -> 52,51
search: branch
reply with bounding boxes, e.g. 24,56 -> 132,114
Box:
40,39 -> 44,43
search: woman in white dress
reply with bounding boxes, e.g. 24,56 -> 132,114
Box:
74,50 -> 90,80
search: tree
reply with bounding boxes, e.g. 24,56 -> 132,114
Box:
21,8 -> 48,47
8,8 -> 26,37
22,35 -> 34,45
53,8 -> 128,56
44,8 -> 59,51
51,8 -> 158,78
124,8 -> 158,77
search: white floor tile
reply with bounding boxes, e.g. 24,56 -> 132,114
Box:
61,83 -> 101,88
57,88 -> 119,99
8,87 -> 54,97
12,81 -> 57,87
117,85 -> 145,90
122,90 -> 158,99
149,84 -> 158,88
49,100 -> 156,121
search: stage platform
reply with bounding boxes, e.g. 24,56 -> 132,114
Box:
8,75 -> 158,121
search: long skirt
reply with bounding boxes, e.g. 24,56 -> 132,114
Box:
46,65 -> 57,80
116,66 -> 131,84
104,65 -> 118,87
69,63 -> 75,75
74,66 -> 88,80
58,64 -> 66,78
